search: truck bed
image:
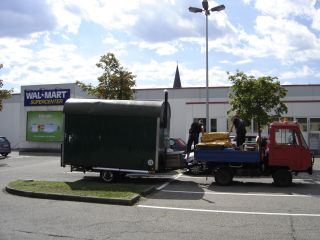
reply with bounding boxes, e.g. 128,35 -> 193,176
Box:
194,148 -> 260,164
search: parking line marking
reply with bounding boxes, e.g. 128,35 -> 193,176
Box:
137,205 -> 320,217
160,190 -> 312,198
156,173 -> 182,191
180,175 -> 320,184
8,156 -> 31,159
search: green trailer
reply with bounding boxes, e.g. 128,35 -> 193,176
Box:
61,93 -> 184,182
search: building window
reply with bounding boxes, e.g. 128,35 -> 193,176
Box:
310,118 -> 320,131
210,119 -> 217,132
296,118 -> 307,132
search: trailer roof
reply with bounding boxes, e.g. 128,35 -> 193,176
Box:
63,98 -> 169,118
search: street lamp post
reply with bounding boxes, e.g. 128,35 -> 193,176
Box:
189,1 -> 225,132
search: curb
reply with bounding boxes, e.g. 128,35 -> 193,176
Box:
5,185 -> 157,206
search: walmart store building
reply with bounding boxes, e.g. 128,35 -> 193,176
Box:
0,83 -> 319,154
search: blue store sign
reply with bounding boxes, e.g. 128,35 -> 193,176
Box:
24,89 -> 71,106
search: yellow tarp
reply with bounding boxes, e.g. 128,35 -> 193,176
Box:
197,132 -> 232,149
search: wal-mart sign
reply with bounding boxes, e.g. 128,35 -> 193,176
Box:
24,89 -> 71,106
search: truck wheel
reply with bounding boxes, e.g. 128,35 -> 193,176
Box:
100,171 -> 117,183
273,169 -> 292,187
189,165 -> 202,175
214,167 -> 233,186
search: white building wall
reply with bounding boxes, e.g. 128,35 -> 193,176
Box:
0,94 -> 20,148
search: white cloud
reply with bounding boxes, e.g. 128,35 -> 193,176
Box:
134,41 -> 179,56
48,0 -> 231,43
49,0 -> 82,34
130,60 -> 177,88
220,60 -> 230,64
312,7 -> 320,30
255,0 -> 320,31
102,34 -> 127,57
242,0 -> 253,4
255,16 -> 320,63
226,69 -> 266,79
279,65 -> 314,79
213,14 -> 320,65
235,59 -> 252,65
255,0 -> 313,18
201,0 -> 320,67
1,37 -> 101,88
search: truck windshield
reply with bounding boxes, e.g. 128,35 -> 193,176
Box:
275,129 -> 299,145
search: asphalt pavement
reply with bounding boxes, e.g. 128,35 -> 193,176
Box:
1,151 -> 320,240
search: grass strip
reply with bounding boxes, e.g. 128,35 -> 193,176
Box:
8,180 -> 153,199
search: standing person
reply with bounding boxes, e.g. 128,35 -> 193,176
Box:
186,119 -> 204,159
229,114 -> 246,149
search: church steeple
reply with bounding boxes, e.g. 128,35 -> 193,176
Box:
173,63 -> 182,89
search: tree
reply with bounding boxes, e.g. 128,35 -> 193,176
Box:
0,64 -> 13,111
228,71 -> 288,143
76,53 -> 136,100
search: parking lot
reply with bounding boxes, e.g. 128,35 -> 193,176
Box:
1,152 -> 320,240
139,172 -> 320,215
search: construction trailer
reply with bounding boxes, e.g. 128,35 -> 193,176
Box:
61,93 -> 184,182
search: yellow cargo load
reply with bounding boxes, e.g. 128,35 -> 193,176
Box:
201,132 -> 230,143
196,139 -> 232,149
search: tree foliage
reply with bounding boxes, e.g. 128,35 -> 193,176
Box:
0,65 -> 13,111
76,53 -> 136,100
228,71 -> 288,138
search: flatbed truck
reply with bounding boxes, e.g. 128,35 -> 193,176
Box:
193,121 -> 314,186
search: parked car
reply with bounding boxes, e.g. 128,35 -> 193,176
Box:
169,138 -> 187,152
0,136 -> 11,156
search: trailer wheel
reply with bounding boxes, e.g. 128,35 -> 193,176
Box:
273,169 -> 292,187
100,171 -> 117,183
214,167 -> 233,186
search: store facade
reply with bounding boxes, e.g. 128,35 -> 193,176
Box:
0,83 -> 319,154
0,83 -> 93,152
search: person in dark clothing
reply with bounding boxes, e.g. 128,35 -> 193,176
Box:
186,120 -> 204,158
229,114 -> 246,149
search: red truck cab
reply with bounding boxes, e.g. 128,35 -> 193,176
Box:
267,121 -> 313,174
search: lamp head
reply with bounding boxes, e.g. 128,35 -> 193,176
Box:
202,0 -> 209,10
211,4 -> 225,12
189,6 -> 203,13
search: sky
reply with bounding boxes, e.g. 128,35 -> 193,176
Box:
0,0 -> 320,93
